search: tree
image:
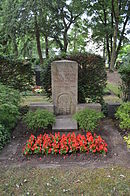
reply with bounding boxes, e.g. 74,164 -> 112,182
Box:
45,0 -> 86,53
87,0 -> 130,69
68,19 -> 88,52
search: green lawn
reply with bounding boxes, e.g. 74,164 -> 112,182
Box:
106,82 -> 121,97
0,166 -> 130,196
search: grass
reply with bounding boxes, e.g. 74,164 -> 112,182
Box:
104,95 -> 122,103
21,95 -> 51,106
0,166 -> 130,195
106,82 -> 121,97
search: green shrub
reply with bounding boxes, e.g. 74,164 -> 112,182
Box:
118,48 -> 130,101
124,134 -> 130,148
0,124 -> 10,151
0,83 -> 21,107
0,103 -> 20,129
73,108 -> 104,132
41,52 -> 107,103
0,83 -> 21,129
24,109 -> 56,130
0,55 -> 34,92
115,102 -> 130,130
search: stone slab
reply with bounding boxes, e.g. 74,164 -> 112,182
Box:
51,60 -> 78,115
107,102 -> 121,118
76,103 -> 101,112
29,103 -> 54,113
52,115 -> 77,130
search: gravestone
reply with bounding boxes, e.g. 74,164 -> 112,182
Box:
51,60 -> 78,115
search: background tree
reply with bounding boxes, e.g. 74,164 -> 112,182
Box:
45,0 -> 87,53
87,0 -> 130,69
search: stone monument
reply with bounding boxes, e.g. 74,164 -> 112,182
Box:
51,60 -> 78,115
30,59 -> 101,130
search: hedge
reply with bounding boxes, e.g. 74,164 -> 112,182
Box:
41,52 -> 107,103
0,55 -> 34,92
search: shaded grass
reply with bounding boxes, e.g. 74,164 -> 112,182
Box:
104,95 -> 122,103
106,82 -> 121,97
0,166 -> 130,196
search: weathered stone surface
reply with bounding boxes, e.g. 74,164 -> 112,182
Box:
107,102 -> 121,118
52,115 -> 77,130
51,60 -> 78,115
29,103 -> 54,113
76,103 -> 101,112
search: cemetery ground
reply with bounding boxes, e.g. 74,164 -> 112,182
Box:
0,71 -> 130,195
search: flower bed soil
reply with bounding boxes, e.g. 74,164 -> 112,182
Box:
0,118 -> 129,168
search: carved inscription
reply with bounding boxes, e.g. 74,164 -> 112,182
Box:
51,60 -> 78,115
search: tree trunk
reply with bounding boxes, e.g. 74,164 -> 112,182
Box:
63,30 -> 68,53
106,34 -> 111,68
116,15 -> 129,59
110,0 -> 119,71
45,35 -> 49,58
12,34 -> 18,57
103,38 -> 106,62
110,11 -> 113,55
74,29 -> 77,51
110,23 -> 118,70
128,82 -> 130,101
34,15 -> 43,64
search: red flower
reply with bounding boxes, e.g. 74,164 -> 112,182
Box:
23,131 -> 108,156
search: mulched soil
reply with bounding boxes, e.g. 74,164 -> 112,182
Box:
0,118 -> 129,169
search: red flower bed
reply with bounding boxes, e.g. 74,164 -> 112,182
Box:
23,132 -> 108,155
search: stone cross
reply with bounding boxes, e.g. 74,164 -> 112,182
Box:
51,60 -> 78,115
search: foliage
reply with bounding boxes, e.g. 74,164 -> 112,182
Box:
73,108 -> 104,132
0,0 -> 129,68
124,134 -> 130,149
0,83 -> 20,150
41,52 -> 107,103
0,124 -> 10,151
118,48 -> 130,101
0,55 -> 34,91
0,83 -> 21,107
0,83 -> 21,129
87,0 -> 129,69
24,109 -> 56,130
0,103 -> 20,129
115,102 -> 130,130
23,132 -> 108,155
68,19 -> 88,53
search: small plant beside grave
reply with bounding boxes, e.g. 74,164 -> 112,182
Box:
23,109 -> 56,130
0,83 -> 21,150
73,108 -> 104,132
23,132 -> 108,155
115,102 -> 130,130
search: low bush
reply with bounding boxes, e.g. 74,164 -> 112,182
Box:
118,47 -> 130,101
73,108 -> 104,132
23,132 -> 108,155
24,109 -> 56,130
0,83 -> 21,150
0,103 -> 20,129
124,134 -> 130,148
115,102 -> 130,130
0,83 -> 21,107
0,83 -> 20,129
0,124 -> 10,151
